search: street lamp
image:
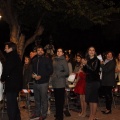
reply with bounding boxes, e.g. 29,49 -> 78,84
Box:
0,14 -> 2,20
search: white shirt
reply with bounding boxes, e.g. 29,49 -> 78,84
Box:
0,62 -> 2,79
0,62 -> 3,101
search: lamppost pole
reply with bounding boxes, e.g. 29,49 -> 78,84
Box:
0,14 -> 2,20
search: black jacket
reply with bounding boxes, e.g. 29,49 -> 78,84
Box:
1,51 -> 23,92
83,57 -> 100,83
101,59 -> 116,86
23,64 -> 32,89
32,55 -> 53,84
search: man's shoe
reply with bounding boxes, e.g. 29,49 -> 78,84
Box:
101,110 -> 105,113
103,110 -> 111,114
38,116 -> 46,120
30,114 -> 39,120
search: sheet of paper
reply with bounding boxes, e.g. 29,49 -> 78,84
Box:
97,54 -> 103,61
68,73 -> 76,82
22,89 -> 28,93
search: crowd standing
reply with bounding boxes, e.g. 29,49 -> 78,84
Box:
0,42 -> 118,120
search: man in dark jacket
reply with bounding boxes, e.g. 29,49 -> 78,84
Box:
1,42 -> 23,120
30,46 -> 53,120
100,51 -> 116,114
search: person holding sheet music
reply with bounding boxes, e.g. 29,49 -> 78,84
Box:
100,51 -> 116,114
31,46 -> 53,120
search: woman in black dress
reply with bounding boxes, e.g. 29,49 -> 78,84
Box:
82,46 -> 100,120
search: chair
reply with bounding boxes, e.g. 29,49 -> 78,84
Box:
112,84 -> 120,106
27,82 -> 35,111
67,84 -> 80,112
48,87 -> 55,114
18,82 -> 35,112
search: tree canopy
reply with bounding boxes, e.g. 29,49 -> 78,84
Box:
0,0 -> 120,58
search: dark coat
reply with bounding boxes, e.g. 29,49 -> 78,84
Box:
83,57 -> 100,83
32,55 -> 53,84
1,51 -> 23,92
101,59 -> 116,86
51,55 -> 69,88
23,64 -> 32,89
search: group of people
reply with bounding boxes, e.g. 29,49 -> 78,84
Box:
0,41 -> 118,120
71,47 -> 116,120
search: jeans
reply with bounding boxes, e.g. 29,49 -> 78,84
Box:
33,82 -> 48,117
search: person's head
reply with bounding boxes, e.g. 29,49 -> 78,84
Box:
4,42 -> 17,53
106,51 -> 114,60
36,46 -> 44,56
56,48 -> 64,57
29,50 -> 37,59
65,54 -> 71,62
68,50 -> 71,54
86,46 -> 97,59
24,56 -> 31,65
45,53 -> 52,59
116,53 -> 120,61
76,55 -> 82,63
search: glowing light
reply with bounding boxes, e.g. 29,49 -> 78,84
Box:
0,15 -> 2,19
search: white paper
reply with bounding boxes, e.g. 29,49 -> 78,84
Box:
97,54 -> 103,61
68,73 -> 76,82
22,89 -> 28,93
30,89 -> 34,93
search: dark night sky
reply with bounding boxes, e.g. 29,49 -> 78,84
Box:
0,19 -> 120,56
0,0 -> 120,57
0,21 -> 10,51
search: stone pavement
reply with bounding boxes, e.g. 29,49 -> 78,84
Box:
1,102 -> 120,120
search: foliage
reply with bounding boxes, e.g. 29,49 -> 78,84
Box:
0,0 -> 120,58
0,0 -> 119,30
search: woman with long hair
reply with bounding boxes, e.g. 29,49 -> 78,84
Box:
82,46 -> 100,120
74,63 -> 87,117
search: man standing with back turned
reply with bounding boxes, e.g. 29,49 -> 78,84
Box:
1,42 -> 23,120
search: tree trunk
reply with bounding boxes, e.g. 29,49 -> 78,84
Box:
17,34 -> 25,59
0,0 -> 44,60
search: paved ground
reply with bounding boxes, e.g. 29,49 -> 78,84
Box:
0,92 -> 120,120
1,101 -> 120,120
